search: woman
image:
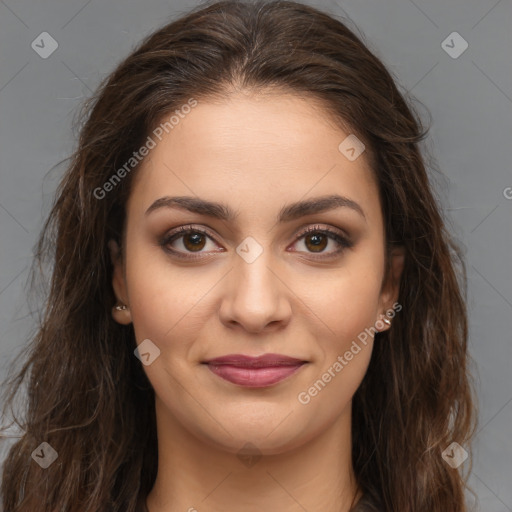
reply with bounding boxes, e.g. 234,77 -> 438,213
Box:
0,1 -> 476,510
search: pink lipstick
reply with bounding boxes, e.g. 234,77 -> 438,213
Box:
203,353 -> 307,388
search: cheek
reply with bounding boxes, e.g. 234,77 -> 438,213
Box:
295,270 -> 381,427
123,248 -> 186,346
296,249 -> 384,409
308,259 -> 384,348
124,248 -> 222,369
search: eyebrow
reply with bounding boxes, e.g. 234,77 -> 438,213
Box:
144,194 -> 366,222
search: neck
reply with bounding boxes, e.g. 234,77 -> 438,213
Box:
146,397 -> 361,512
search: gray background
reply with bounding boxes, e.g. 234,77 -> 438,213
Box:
0,0 -> 510,510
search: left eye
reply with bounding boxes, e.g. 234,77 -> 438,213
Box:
292,226 -> 352,255
160,224 -> 352,259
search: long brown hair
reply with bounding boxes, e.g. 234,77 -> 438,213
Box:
0,1 -> 476,510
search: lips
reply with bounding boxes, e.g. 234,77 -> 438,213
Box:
203,353 -> 307,388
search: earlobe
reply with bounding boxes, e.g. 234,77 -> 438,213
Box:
375,315 -> 392,333
108,239 -> 132,325
112,302 -> 132,325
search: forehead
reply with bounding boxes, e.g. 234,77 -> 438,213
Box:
127,91 -> 379,222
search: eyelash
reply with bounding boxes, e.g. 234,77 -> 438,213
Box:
159,224 -> 353,260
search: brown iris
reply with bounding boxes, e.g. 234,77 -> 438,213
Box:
183,232 -> 207,251
305,232 -> 328,252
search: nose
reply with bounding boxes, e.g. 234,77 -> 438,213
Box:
218,251 -> 292,334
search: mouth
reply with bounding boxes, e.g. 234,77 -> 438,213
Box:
202,353 -> 308,388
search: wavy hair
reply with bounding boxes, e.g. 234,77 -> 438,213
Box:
0,1 -> 476,510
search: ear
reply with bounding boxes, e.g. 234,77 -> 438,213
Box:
377,245 -> 405,332
108,239 -> 132,325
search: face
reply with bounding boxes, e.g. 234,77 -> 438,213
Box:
109,91 -> 403,456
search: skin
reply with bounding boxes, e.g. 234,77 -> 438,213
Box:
109,90 -> 404,512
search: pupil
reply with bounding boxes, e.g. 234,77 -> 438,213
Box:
306,233 -> 327,252
184,232 -> 206,251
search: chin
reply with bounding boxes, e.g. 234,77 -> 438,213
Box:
193,413 -> 313,457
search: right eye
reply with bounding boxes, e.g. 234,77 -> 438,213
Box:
159,225 -> 224,259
